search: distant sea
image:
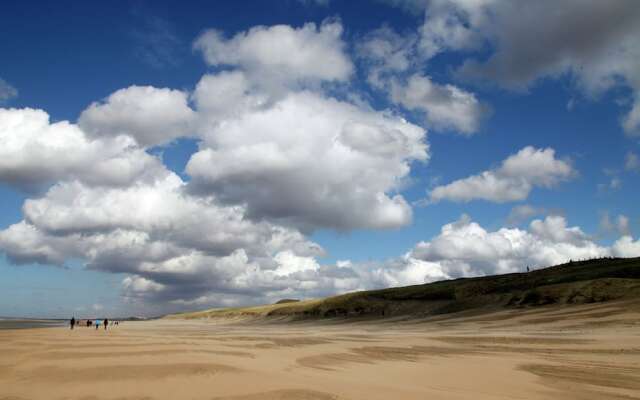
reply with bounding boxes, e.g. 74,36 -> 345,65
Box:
0,318 -> 66,330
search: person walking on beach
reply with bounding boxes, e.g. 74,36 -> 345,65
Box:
70,317 -> 75,330
104,318 -> 109,330
95,319 -> 101,330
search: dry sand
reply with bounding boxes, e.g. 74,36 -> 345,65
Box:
2,300 -> 640,400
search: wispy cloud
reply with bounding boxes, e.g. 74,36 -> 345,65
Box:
130,14 -> 182,69
0,78 -> 17,103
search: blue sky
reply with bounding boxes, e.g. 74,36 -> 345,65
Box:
1,0 -> 639,318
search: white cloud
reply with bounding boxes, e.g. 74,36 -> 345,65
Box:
611,236 -> 640,258
188,89 -> 428,230
0,78 -> 18,103
193,20 -> 353,92
3,17 -> 637,314
357,27 -> 488,135
0,173 -> 326,304
417,0 -> 490,59
79,86 -> 195,147
0,220 -> 80,266
273,251 -> 320,277
390,74 -> 489,135
430,146 -> 575,203
385,0 -> 640,135
411,214 -> 610,276
0,108 -> 167,191
0,20 -> 434,310
5,182 -> 638,309
192,71 -> 266,123
19,173 -> 323,259
357,25 -> 417,89
428,0 -> 640,135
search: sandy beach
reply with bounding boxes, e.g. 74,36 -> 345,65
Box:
2,300 -> 640,400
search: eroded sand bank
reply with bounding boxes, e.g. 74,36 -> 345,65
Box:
2,300 -> 640,400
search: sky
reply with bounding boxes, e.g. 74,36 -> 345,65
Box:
1,0 -> 639,318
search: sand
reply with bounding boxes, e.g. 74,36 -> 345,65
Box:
2,300 -> 640,400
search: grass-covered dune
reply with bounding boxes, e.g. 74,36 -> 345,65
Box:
167,257 -> 640,320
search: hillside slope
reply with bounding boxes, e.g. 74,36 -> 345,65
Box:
168,257 -> 640,320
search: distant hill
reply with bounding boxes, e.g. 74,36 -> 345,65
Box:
167,257 -> 640,321
275,299 -> 300,304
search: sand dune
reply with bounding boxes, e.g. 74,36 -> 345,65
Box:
2,300 -> 640,399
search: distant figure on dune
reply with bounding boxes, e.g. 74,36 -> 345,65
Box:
95,320 -> 101,330
104,318 -> 109,330
70,317 -> 75,330
86,319 -> 92,327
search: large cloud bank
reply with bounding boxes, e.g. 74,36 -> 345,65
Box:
0,20 -> 433,311
1,15 -> 638,313
382,0 -> 640,136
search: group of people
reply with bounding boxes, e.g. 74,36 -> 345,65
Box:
70,317 -> 119,330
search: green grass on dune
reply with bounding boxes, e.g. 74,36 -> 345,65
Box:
168,257 -> 640,321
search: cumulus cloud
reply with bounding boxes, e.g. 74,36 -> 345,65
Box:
3,17 -> 636,314
192,70 -> 270,127
188,22 -> 429,232
79,86 -> 195,147
0,108 -> 167,191
411,215 -> 610,276
611,236 -> 640,258
3,181 -> 639,309
390,74 -> 490,135
188,90 -> 428,231
0,172 -> 326,304
0,20 -> 435,311
22,174 -> 322,258
0,220 -> 81,266
384,0 -> 640,135
193,20 -> 353,92
404,0 -> 640,135
417,0 -> 489,59
142,214 -> 636,306
357,25 -> 417,89
430,146 -> 575,203
0,78 -> 18,103
453,1 -> 640,91
357,26 -> 488,135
